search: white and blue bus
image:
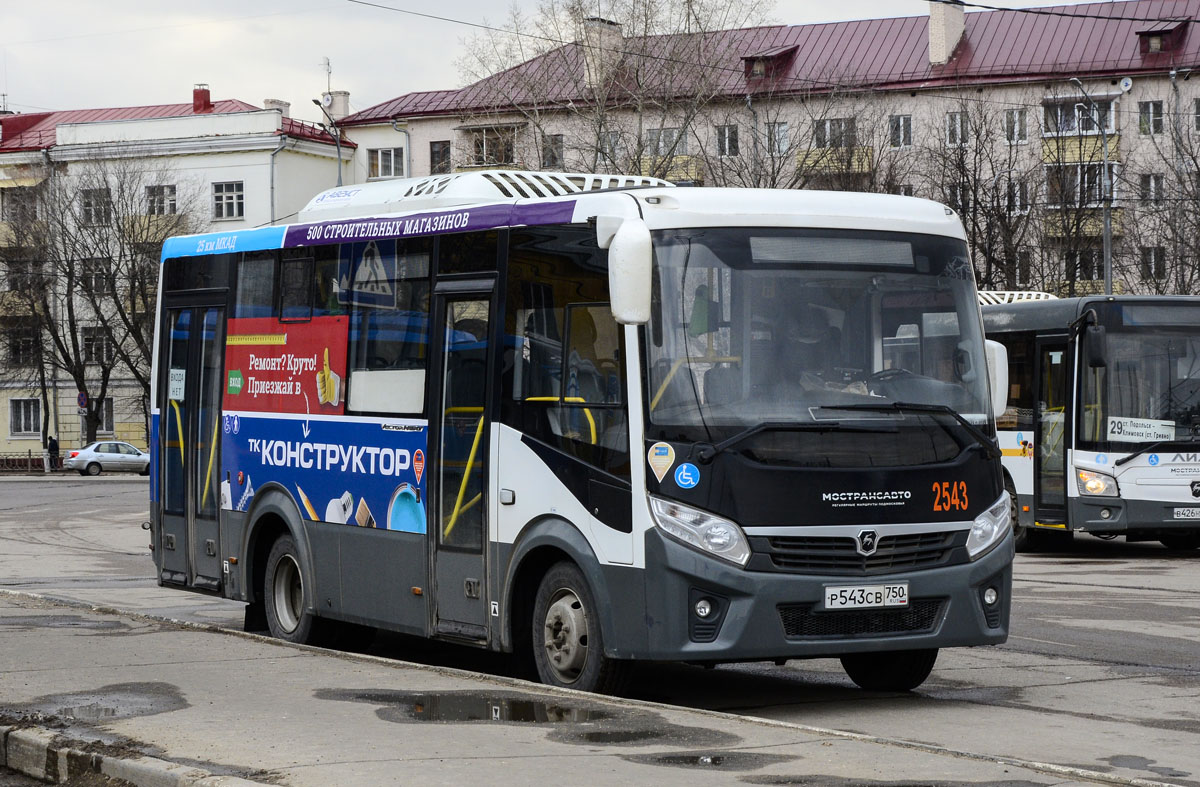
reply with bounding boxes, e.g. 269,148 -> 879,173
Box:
150,171 -> 1013,693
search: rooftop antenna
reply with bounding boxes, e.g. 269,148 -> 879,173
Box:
320,56 -> 331,93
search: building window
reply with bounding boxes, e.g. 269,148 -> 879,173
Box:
1139,101 -> 1164,135
1003,109 -> 1027,144
1140,246 -> 1166,280
6,326 -> 38,366
946,111 -> 969,146
947,183 -> 970,213
646,127 -> 686,157
80,188 -> 112,226
469,127 -> 516,166
368,147 -> 405,179
1069,248 -> 1103,280
894,183 -> 915,196
1194,98 -> 1200,132
5,259 -> 43,291
82,261 -> 115,294
1006,179 -> 1030,214
815,118 -> 854,149
430,140 -> 452,174
600,131 -> 625,163
889,115 -> 912,149
541,134 -> 564,169
1044,100 -> 1112,135
715,124 -> 739,157
9,398 -> 39,436
81,398 -> 114,434
212,181 -> 244,220
146,185 -> 177,215
1046,163 -> 1115,207
82,327 -> 115,365
1140,173 -> 1165,202
767,122 -> 789,155
1,186 -> 37,221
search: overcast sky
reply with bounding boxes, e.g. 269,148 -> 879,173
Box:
2,0 -> 1094,125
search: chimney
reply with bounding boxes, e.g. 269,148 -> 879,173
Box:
263,99 -> 291,118
581,17 -> 623,90
321,90 -> 350,121
192,83 -> 214,114
928,1 -> 965,66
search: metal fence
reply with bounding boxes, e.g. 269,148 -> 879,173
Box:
0,451 -> 57,473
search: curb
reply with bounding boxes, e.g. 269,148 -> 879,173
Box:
1,725 -> 268,786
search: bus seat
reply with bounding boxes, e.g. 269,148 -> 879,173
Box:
704,364 -> 742,406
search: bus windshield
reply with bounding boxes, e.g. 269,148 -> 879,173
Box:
1080,318 -> 1200,450
645,228 -> 991,461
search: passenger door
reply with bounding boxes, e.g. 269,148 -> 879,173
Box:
158,304 -> 226,591
429,283 -> 494,639
1034,336 -> 1069,524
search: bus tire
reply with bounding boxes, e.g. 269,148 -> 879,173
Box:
532,561 -> 628,694
1006,478 -> 1032,552
264,534 -> 322,645
840,648 -> 938,692
1159,534 -> 1200,551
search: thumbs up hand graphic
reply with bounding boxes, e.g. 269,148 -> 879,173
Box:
315,347 -> 341,406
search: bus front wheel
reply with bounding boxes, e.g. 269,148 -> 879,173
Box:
1160,534 -> 1200,551
1006,479 -> 1032,552
532,561 -> 628,694
264,535 -> 320,644
840,648 -> 938,691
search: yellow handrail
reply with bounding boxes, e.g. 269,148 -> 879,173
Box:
444,414 -> 485,540
524,396 -> 596,444
200,415 -> 219,509
169,399 -> 185,465
650,356 -> 741,410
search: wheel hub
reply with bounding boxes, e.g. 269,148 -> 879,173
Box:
273,555 -> 303,633
542,590 -> 588,682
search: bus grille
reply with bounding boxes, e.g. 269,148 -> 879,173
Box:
750,531 -> 963,576
777,599 -> 946,639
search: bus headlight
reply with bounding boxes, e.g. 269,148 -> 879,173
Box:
1076,468 -> 1118,497
967,493 -> 1010,559
649,496 -> 751,567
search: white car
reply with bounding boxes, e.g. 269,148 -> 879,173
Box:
64,441 -> 150,476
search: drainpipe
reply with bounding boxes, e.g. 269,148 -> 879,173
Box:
746,95 -> 759,187
41,148 -> 61,445
390,119 -> 412,178
269,134 -> 289,225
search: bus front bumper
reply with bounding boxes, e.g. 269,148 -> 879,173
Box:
1070,496 -> 1200,536
626,528 -> 1012,662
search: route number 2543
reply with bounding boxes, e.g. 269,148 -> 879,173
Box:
932,480 -> 969,512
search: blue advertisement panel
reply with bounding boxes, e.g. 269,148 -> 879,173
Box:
220,412 -> 429,534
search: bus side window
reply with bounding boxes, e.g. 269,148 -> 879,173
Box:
234,252 -> 276,319
346,237 -> 432,414
438,230 -> 498,275
1000,332 -> 1034,431
278,254 -> 314,323
503,226 -> 630,479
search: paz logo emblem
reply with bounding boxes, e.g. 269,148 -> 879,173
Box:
1191,480 -> 1200,498
856,529 -> 879,557
647,442 -> 676,483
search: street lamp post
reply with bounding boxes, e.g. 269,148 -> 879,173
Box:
312,99 -> 343,187
1069,78 -> 1113,295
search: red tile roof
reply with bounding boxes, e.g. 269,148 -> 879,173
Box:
342,0 -> 1200,123
0,99 -> 349,152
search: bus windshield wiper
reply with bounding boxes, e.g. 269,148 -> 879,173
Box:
822,402 -> 1001,460
696,420 -> 867,463
1114,434 -> 1200,467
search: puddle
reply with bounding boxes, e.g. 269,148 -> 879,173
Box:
745,780 -> 1043,786
0,615 -> 128,632
1104,754 -> 1191,779
26,682 -> 188,725
623,750 -> 794,771
317,688 -> 740,749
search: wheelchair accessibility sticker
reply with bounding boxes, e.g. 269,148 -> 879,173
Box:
674,462 -> 700,489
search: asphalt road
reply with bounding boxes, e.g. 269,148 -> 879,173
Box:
2,475 -> 1199,785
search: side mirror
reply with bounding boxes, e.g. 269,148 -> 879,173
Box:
1085,324 -> 1107,368
606,218 -> 652,325
985,339 -> 1009,417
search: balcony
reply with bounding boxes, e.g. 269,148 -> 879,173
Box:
637,155 -> 703,183
1042,208 -> 1124,238
798,146 -> 874,174
1042,134 -> 1121,164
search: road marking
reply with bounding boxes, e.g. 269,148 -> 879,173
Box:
1009,635 -> 1079,648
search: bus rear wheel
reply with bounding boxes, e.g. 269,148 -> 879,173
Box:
840,648 -> 938,691
264,535 -> 321,644
532,561 -> 628,694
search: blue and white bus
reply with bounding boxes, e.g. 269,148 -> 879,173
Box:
150,170 -> 1013,693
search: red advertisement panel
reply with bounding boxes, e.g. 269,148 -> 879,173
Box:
223,317 -> 349,415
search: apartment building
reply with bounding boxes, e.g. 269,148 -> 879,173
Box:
0,86 -> 351,455
340,0 -> 1200,297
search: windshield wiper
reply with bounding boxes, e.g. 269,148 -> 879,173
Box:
821,401 -> 1001,460
696,420 -> 867,463
1114,433 -> 1200,467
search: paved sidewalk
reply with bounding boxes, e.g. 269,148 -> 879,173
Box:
0,592 -> 1170,787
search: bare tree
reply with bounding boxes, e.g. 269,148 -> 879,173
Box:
1,155 -> 205,443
